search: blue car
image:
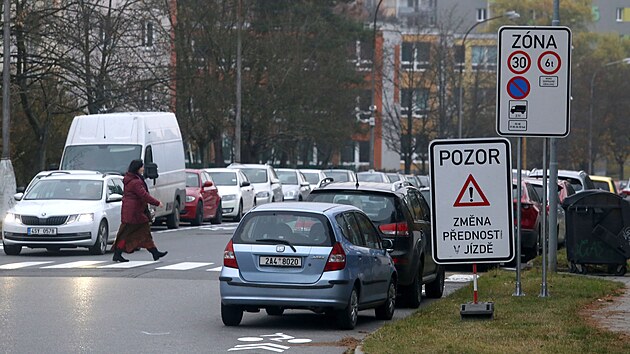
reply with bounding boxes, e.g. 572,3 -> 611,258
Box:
219,202 -> 397,329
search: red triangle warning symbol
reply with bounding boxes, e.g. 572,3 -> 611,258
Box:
453,174 -> 490,207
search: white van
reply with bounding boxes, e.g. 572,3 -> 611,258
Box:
59,112 -> 186,228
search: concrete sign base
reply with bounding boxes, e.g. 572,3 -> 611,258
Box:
0,158 -> 17,219
460,302 -> 494,320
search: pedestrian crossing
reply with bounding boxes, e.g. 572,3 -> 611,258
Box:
0,260 -> 224,272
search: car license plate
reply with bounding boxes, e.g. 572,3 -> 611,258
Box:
27,227 -> 57,235
259,256 -> 302,267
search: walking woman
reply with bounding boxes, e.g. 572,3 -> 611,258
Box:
112,159 -> 168,262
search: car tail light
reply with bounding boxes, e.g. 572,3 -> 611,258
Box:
378,222 -> 409,237
520,203 -> 538,230
324,242 -> 346,272
223,240 -> 238,268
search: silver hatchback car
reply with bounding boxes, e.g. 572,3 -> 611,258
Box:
220,202 -> 397,329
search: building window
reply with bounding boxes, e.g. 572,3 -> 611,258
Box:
359,141 -> 369,163
401,88 -> 429,117
471,45 -> 497,70
348,40 -> 373,71
476,8 -> 487,22
142,21 -> 154,47
401,41 -> 431,71
454,45 -> 465,69
340,142 -> 355,163
616,8 -> 630,22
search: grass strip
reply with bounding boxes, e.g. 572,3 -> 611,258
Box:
363,256 -> 629,354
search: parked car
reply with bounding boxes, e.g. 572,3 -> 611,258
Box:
513,179 -> 544,259
227,163 -> 283,204
621,178 -> 630,199
403,174 -> 421,187
321,169 -> 357,183
357,170 -> 391,183
416,175 -> 429,187
307,181 -> 445,308
181,169 -> 222,226
2,171 -> 124,255
299,169 -> 327,191
276,168 -> 311,201
529,169 -> 595,192
205,168 -> 256,221
589,175 -> 618,194
525,179 -> 576,247
219,202 -> 397,329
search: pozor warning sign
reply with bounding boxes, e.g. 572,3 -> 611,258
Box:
429,138 -> 514,264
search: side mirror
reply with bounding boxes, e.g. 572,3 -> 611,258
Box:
382,238 -> 394,252
13,192 -> 24,201
300,182 -> 310,187
203,181 -> 213,188
144,162 -> 159,179
241,181 -> 251,187
271,178 -> 280,184
107,193 -> 123,202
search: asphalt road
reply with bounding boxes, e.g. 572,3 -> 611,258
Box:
0,222 -> 471,354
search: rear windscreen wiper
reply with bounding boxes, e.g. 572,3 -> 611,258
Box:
255,238 -> 297,252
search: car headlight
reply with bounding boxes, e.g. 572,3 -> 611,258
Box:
4,212 -> 22,225
186,195 -> 196,203
256,191 -> 270,198
66,213 -> 94,224
284,190 -> 296,198
222,194 -> 237,201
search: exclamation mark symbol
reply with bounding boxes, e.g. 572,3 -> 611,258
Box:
469,187 -> 474,202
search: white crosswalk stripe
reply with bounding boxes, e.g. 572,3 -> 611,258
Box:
41,261 -> 108,269
98,261 -> 159,269
0,261 -> 54,269
155,262 -> 213,270
207,266 -> 223,272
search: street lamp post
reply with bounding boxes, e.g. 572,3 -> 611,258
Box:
588,57 -> 630,174
457,11 -> 519,138
368,0 -> 384,170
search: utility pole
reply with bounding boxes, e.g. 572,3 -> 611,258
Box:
1,0 -> 17,220
547,0 -> 560,272
234,0 -> 242,163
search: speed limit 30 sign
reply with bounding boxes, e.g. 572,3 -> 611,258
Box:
497,26 -> 572,137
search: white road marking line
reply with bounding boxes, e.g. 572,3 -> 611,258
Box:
207,266 -> 223,272
446,274 -> 475,282
98,261 -> 159,268
41,261 -> 108,269
155,262 -> 214,270
0,261 -> 55,269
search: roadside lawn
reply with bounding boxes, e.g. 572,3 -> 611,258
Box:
362,252 -> 630,354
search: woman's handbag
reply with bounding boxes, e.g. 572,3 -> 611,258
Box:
144,206 -> 155,223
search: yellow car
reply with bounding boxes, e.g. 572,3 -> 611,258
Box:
589,175 -> 618,194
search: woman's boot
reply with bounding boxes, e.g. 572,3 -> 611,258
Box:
112,248 -> 129,262
148,247 -> 168,261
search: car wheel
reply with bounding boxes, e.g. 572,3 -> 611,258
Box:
191,202 -> 203,226
406,263 -> 423,308
336,287 -> 359,330
233,201 -> 243,222
265,307 -> 284,316
375,280 -> 396,320
608,264 -> 627,276
3,243 -> 22,256
221,303 -> 243,326
425,266 -> 445,298
210,201 -> 222,225
166,201 -> 180,229
89,221 -> 108,255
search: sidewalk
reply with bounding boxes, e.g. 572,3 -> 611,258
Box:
586,275 -> 630,339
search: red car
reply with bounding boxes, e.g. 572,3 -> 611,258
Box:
182,169 -> 222,225
513,179 -> 543,260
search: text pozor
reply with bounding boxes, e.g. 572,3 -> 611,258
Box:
439,148 -> 500,166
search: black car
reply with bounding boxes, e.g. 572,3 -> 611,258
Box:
307,181 -> 445,308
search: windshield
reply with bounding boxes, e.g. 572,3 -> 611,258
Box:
277,171 -> 298,185
61,144 -> 142,174
240,168 -> 268,183
208,172 -> 238,186
233,211 -> 332,246
301,171 -> 321,184
25,180 -> 104,201
357,173 -> 385,182
592,180 -> 610,192
186,172 -> 200,187
323,171 -> 350,182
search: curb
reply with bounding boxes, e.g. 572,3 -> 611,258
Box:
354,344 -> 364,354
